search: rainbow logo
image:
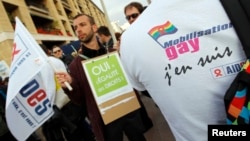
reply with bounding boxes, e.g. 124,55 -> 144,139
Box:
148,21 -> 178,40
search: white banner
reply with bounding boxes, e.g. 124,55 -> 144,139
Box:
5,17 -> 54,141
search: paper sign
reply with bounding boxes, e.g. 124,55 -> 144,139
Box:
82,51 -> 140,124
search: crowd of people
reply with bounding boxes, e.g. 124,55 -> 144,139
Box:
2,0 -> 246,141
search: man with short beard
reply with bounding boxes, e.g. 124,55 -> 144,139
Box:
55,14 -> 146,141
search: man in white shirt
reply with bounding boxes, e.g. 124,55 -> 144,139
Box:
120,0 -> 246,140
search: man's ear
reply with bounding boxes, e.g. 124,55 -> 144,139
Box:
92,24 -> 98,32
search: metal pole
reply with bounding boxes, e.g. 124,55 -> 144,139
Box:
99,0 -> 117,43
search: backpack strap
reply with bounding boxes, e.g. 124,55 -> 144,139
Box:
220,0 -> 250,57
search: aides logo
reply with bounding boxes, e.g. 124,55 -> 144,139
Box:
210,60 -> 245,79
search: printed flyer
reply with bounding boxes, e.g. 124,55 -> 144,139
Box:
82,52 -> 140,124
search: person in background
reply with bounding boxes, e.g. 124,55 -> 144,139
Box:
96,26 -> 114,49
0,76 -> 16,141
40,44 -> 71,109
124,1 -> 155,131
125,2 -> 150,99
40,44 -> 96,141
2,77 -> 9,86
113,32 -> 122,51
115,32 -> 122,42
124,2 -> 145,24
124,2 -> 152,98
51,45 -> 74,72
55,13 -> 146,141
40,44 -> 52,56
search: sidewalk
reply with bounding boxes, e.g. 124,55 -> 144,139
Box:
35,94 -> 176,141
124,94 -> 175,141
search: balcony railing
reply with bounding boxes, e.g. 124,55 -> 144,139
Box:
26,0 -> 49,15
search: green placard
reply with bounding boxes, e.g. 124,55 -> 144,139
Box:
84,54 -> 128,97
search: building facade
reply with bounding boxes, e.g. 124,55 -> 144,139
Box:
0,0 -> 107,65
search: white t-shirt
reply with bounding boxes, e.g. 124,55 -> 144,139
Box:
120,0 -> 246,141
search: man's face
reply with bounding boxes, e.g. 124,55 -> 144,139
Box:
125,7 -> 140,24
73,15 -> 97,43
52,47 -> 63,58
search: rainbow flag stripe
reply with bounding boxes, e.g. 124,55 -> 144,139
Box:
243,59 -> 250,73
148,21 -> 178,40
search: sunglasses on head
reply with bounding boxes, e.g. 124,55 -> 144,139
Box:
126,13 -> 139,20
